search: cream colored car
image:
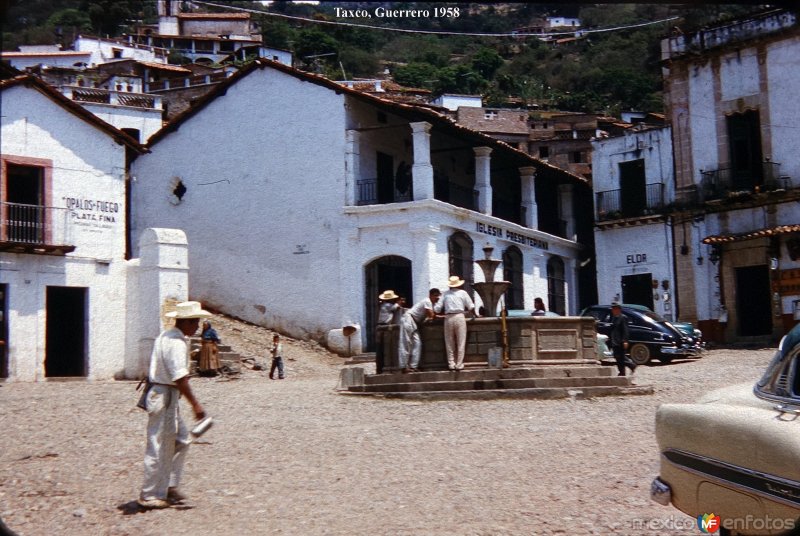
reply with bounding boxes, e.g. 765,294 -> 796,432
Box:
651,327 -> 800,535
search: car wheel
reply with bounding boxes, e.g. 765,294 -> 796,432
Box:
629,343 -> 651,365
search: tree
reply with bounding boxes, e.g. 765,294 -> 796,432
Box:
392,62 -> 438,89
470,46 -> 504,79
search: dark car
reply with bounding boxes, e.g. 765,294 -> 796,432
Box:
580,305 -> 701,365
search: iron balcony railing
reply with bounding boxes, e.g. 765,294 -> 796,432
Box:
595,182 -> 666,221
1,202 -> 72,247
434,180 -> 479,211
356,178 -> 413,206
700,162 -> 789,201
65,86 -> 160,110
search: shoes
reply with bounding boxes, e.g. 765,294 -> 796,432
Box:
138,497 -> 170,510
402,368 -> 410,374
447,364 -> 456,371
167,488 -> 187,503
617,372 -> 625,377
455,364 -> 464,370
278,376 -> 285,379
409,368 -> 420,373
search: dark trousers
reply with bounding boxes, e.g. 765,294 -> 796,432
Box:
269,357 -> 285,379
613,345 -> 635,375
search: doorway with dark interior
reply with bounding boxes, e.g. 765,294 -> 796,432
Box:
622,273 -> 654,311
735,265 -> 772,337
364,256 -> 412,351
45,286 -> 87,377
6,163 -> 44,243
619,159 -> 646,219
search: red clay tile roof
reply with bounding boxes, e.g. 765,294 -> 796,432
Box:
702,224 -> 800,244
0,75 -> 146,153
148,58 -> 586,185
1,51 -> 91,57
178,13 -> 250,19
137,60 -> 192,73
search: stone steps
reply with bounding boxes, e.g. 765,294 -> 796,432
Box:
344,365 -> 652,400
367,366 -> 614,385
344,385 -> 654,401
352,375 -> 631,393
188,337 -> 243,372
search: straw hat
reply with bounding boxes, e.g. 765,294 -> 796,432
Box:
379,290 -> 399,300
447,276 -> 465,288
166,301 -> 212,319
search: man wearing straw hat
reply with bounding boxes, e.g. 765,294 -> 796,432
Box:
138,301 -> 210,510
434,276 -> 476,370
375,290 -> 403,374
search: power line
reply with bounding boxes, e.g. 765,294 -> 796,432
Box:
193,1 -> 679,39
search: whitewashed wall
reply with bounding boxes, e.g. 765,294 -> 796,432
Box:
78,103 -> 163,143
75,37 -> 161,66
1,85 -> 128,380
131,67 -> 348,341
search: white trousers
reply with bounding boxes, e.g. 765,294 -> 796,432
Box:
443,313 -> 467,368
141,385 -> 190,500
397,313 -> 422,369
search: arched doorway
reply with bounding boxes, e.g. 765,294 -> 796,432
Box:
448,232 -> 474,297
503,246 -> 524,310
547,256 -> 566,316
364,256 -> 412,351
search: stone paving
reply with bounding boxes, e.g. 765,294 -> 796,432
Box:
0,315 -> 775,535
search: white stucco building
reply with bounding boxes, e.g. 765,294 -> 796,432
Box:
591,125 -> 677,319
0,75 -> 190,381
130,59 -> 591,353
662,8 -> 800,343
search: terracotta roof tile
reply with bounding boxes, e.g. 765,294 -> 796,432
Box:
703,224 -> 800,244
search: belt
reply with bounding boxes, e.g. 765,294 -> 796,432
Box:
445,311 -> 465,315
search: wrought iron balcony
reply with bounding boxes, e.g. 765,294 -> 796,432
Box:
434,180 -> 479,212
700,162 -> 789,201
356,178 -> 412,206
595,182 -> 666,221
0,202 -> 75,255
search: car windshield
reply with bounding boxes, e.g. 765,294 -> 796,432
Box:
638,310 -> 667,323
755,323 -> 800,401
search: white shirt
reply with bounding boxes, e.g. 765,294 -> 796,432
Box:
378,302 -> 401,324
434,289 -> 474,315
148,327 -> 190,385
406,298 -> 434,324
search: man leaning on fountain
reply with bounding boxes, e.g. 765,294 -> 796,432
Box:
434,276 -> 477,371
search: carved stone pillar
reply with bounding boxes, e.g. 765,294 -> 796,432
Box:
410,122 -> 434,200
474,146 -> 492,215
520,166 -> 538,228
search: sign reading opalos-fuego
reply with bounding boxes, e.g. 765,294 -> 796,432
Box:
63,196 -> 120,228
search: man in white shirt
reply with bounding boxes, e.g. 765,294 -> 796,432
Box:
434,276 -> 476,370
398,288 -> 441,372
139,301 -> 210,510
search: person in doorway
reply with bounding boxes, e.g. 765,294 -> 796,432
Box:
610,301 -> 636,376
398,288 -> 441,373
434,276 -> 476,371
375,290 -> 403,374
533,297 -> 547,316
139,301 -> 209,510
269,334 -> 285,380
198,320 -> 221,376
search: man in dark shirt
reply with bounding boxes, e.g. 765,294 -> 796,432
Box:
610,302 -> 636,376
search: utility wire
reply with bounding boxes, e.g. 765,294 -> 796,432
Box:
193,1 -> 679,38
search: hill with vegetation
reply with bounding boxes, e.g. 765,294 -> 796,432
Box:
1,1 -> 772,114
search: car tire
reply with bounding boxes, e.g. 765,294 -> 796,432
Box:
629,343 -> 651,365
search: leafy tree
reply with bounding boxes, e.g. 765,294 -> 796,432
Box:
392,62 -> 438,89
470,46 -> 503,79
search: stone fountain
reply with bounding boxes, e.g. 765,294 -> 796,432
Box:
472,244 -> 511,317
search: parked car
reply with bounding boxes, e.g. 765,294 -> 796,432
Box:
580,304 -> 701,365
651,324 -> 800,535
622,303 -> 706,350
506,309 -> 612,361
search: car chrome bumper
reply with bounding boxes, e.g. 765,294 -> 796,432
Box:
651,477 -> 671,506
661,346 -> 699,356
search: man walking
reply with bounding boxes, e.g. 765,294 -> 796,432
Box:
434,276 -> 476,370
610,302 -> 636,376
398,288 -> 441,373
138,301 -> 210,509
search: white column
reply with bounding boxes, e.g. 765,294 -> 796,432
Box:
558,183 -> 575,240
410,122 -> 434,200
410,223 -> 441,303
345,129 -> 360,206
519,166 -> 538,228
474,146 -> 493,215
564,256 -> 578,315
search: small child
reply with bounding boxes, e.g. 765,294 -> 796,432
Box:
269,334 -> 285,380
